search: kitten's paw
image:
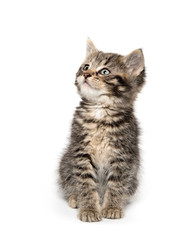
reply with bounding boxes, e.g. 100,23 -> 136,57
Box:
102,207 -> 124,219
68,195 -> 78,209
79,208 -> 102,222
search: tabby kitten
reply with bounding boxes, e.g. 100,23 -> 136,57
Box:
59,39 -> 145,222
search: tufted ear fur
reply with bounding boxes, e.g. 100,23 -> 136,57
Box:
123,49 -> 144,77
86,38 -> 98,56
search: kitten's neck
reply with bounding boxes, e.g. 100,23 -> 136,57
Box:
80,99 -> 133,113
78,100 -> 134,122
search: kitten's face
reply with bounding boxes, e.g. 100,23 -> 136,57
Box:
75,39 -> 145,105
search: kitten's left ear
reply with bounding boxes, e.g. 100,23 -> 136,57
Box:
86,38 -> 98,56
123,49 -> 144,77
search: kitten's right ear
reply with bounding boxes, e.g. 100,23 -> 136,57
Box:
122,49 -> 144,77
86,38 -> 98,56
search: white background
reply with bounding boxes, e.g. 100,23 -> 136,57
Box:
0,0 -> 180,239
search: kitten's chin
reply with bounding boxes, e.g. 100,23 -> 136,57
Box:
76,75 -> 101,102
78,83 -> 102,102
78,85 -> 126,106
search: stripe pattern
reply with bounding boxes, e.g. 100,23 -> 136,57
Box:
59,46 -> 145,222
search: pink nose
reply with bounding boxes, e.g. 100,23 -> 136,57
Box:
83,73 -> 91,79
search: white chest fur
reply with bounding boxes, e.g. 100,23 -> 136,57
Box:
93,107 -> 106,119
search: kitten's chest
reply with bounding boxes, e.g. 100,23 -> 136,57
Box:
78,106 -> 117,165
85,124 -> 111,165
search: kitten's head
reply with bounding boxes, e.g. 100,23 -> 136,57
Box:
75,38 -> 145,106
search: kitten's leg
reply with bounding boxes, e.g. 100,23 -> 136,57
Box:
102,158 -> 138,219
78,184 -> 101,222
102,159 -> 126,219
102,182 -> 124,219
75,155 -> 102,222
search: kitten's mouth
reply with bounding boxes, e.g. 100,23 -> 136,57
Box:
82,79 -> 93,88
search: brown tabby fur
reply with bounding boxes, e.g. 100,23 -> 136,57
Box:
59,39 -> 145,222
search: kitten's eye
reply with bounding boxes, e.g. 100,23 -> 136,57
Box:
83,64 -> 90,71
99,68 -> 110,75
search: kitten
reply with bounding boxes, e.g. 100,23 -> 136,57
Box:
59,39 -> 145,222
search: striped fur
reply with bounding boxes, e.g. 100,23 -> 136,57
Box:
59,39 -> 145,222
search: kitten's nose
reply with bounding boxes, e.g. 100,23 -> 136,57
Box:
83,73 -> 91,79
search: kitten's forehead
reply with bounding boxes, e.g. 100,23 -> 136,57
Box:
86,51 -> 121,69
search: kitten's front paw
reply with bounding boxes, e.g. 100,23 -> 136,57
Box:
79,208 -> 102,222
102,207 -> 124,219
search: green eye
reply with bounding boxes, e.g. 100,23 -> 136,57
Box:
100,68 -> 110,75
83,64 -> 89,71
